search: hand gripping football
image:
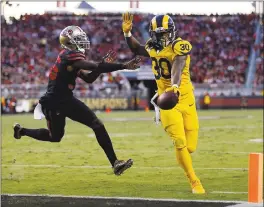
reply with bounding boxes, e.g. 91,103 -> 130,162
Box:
157,91 -> 179,110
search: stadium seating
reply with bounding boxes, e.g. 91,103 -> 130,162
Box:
1,13 -> 263,85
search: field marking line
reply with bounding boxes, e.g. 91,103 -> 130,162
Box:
201,126 -> 258,130
63,125 -> 260,138
86,132 -> 153,137
211,191 -> 248,194
1,164 -> 248,171
217,141 -> 263,144
2,149 -> 256,155
101,115 -> 254,122
249,139 -> 263,143
1,193 -> 246,204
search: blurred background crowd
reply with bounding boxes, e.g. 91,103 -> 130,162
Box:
1,10 -> 263,113
1,13 -> 263,86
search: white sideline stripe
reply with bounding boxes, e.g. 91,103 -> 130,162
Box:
87,132 -> 152,138
218,141 -> 263,144
201,126 -> 258,130
2,193 -> 245,204
65,125 -> 259,138
249,138 -> 263,143
211,191 -> 248,194
3,149 -> 254,155
102,115 -> 254,122
1,164 -> 248,171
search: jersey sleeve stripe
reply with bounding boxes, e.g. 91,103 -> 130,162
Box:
68,53 -> 85,58
172,40 -> 182,50
68,57 -> 85,61
178,51 -> 191,56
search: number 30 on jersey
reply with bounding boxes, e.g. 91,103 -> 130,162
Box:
151,57 -> 172,80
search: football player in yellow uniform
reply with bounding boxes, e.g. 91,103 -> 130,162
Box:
122,13 -> 205,194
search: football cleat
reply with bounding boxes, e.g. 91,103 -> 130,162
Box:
13,123 -> 22,139
191,179 -> 205,194
113,159 -> 133,176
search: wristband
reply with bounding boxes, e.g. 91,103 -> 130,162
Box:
124,32 -> 132,37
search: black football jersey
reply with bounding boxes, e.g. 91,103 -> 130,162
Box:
39,49 -> 85,108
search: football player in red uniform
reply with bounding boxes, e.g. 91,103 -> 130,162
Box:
13,26 -> 141,175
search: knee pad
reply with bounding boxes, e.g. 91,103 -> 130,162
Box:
90,118 -> 104,130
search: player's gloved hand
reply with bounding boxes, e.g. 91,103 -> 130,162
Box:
122,56 -> 141,70
122,12 -> 133,34
165,84 -> 180,96
102,50 -> 117,63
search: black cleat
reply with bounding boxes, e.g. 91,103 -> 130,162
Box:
113,159 -> 133,176
13,123 -> 22,139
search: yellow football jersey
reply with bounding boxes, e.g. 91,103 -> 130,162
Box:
145,37 -> 193,95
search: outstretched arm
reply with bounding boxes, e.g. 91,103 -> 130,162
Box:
164,55 -> 187,96
122,12 -> 149,57
165,40 -> 192,95
72,60 -> 123,73
72,56 -> 141,73
171,56 -> 187,87
78,70 -> 100,84
77,50 -> 118,83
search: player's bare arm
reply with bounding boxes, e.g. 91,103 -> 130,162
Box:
164,56 -> 186,96
171,56 -> 187,87
122,12 -> 150,57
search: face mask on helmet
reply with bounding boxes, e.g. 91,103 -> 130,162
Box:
150,29 -> 175,50
72,32 -> 90,53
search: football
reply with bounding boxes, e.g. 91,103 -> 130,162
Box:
157,91 -> 179,110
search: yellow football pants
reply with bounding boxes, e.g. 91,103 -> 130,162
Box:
160,91 -> 199,181
160,91 -> 199,153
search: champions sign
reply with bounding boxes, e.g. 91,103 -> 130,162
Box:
83,98 -> 128,110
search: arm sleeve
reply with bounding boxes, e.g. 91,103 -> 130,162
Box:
72,60 -> 124,73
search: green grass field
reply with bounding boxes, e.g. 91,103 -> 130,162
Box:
1,110 -> 263,201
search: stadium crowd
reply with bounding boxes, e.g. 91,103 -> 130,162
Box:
1,12 -> 263,89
